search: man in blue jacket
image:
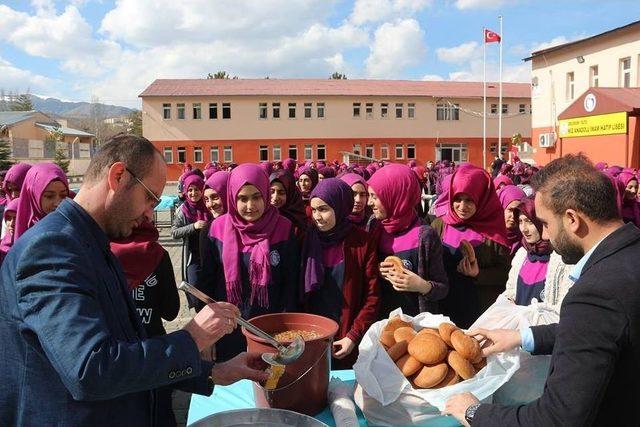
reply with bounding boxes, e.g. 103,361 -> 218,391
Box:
0,134 -> 268,426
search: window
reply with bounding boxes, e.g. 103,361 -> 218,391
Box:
590,65 -> 599,88
317,102 -> 325,118
408,103 -> 415,119
519,104 -> 526,113
395,103 -> 403,119
304,103 -> 312,118
620,57 -> 631,88
194,146 -> 203,163
395,144 -> 404,159
316,144 -> 326,161
223,146 -> 232,162
288,145 -> 297,159
272,102 -> 280,119
353,102 -> 361,118
259,145 -> 268,161
436,103 -> 460,120
365,144 -> 374,158
29,140 -> 44,158
353,144 -> 361,155
366,103 -> 373,119
163,103 -> 171,119
192,103 -> 201,119
209,103 -> 218,119
177,103 -> 185,120
490,104 -> 498,114
380,144 -> 389,159
436,143 -> 468,162
381,103 -> 388,118
407,144 -> 416,159
566,72 -> 575,100
288,103 -> 296,119
79,143 -> 90,159
163,147 -> 173,163
259,103 -> 268,119
177,147 -> 186,163
304,144 -> 313,160
222,103 -> 231,119
210,146 -> 219,163
502,104 -> 508,114
273,145 -> 281,161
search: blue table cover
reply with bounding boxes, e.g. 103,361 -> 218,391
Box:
187,369 -> 368,426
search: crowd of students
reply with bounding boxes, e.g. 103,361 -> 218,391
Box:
2,154 -> 639,374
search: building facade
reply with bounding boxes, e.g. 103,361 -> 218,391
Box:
140,79 -> 531,180
527,20 -> 640,166
0,111 -> 94,176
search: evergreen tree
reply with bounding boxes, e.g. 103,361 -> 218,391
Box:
54,147 -> 70,174
0,139 -> 14,170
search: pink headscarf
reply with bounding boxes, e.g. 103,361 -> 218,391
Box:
0,198 -> 20,260
367,164 -> 420,234
14,163 -> 69,241
497,185 -> 526,252
442,166 -> 509,248
205,171 -> 230,214
3,163 -> 32,202
215,164 -> 281,308
493,175 -> 514,190
617,172 -> 640,226
180,174 -> 210,222
339,172 -> 368,224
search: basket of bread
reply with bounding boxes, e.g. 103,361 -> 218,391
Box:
353,309 -> 521,426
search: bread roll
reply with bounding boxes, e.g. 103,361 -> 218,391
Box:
413,363 -> 449,389
396,354 -> 423,377
450,329 -> 481,361
394,326 -> 417,344
460,239 -> 476,262
438,323 -> 458,347
408,333 -> 448,365
383,255 -> 405,274
448,350 -> 476,380
387,340 -> 409,362
380,330 -> 396,348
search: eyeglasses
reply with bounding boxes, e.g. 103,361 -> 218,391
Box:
125,166 -> 161,208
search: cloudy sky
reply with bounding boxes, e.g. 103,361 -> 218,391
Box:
0,0 -> 636,108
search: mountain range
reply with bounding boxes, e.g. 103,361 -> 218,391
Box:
29,94 -> 134,118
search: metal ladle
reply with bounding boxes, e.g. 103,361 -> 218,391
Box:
178,281 -> 305,366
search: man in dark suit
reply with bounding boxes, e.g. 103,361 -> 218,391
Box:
0,135 -> 268,426
444,154 -> 640,426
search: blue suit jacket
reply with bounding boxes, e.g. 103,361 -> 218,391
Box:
0,199 -> 212,426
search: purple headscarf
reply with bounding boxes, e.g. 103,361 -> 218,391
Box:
216,164 -> 281,308
302,178 -> 354,294
607,165 -> 623,177
180,174 -> 210,222
298,167 -> 319,200
433,174 -> 453,218
516,197 -> 552,256
317,166 -> 336,179
0,197 -> 20,261
283,158 -> 297,174
3,163 -> 32,202
259,162 -> 274,175
617,172 -> 640,226
498,185 -> 526,252
339,173 -> 369,224
204,171 -> 230,214
14,163 -> 68,241
269,169 -> 307,232
595,162 -> 607,171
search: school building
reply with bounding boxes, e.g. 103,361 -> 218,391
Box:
526,20 -> 640,167
139,79 -> 531,180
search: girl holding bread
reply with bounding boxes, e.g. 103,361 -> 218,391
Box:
198,164 -> 300,361
367,164 -> 449,319
302,178 -> 380,368
430,165 -> 512,328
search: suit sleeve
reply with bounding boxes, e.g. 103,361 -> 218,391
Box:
473,283 -> 627,426
14,232 -> 204,401
530,323 -> 558,356
346,239 -> 380,343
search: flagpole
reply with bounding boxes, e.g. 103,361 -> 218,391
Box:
498,15 -> 503,159
483,27 -> 487,170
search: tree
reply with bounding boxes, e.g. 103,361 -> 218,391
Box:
128,110 -> 142,136
54,146 -> 70,174
0,138 -> 14,170
46,126 -> 69,174
329,72 -> 347,80
10,93 -> 33,111
207,71 -> 230,79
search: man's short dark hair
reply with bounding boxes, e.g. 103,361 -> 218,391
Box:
84,134 -> 161,184
531,153 -> 620,223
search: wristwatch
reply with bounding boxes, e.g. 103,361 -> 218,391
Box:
465,403 -> 481,424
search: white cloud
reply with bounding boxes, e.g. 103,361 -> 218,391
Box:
454,0 -> 512,10
0,56 -> 57,94
509,33 -> 589,58
422,74 -> 444,81
436,41 -> 480,64
350,0 -> 432,25
365,19 -> 426,78
447,58 -> 530,83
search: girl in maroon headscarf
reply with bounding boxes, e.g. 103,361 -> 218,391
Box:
367,164 -> 448,319
269,169 -> 308,240
498,184 -> 526,254
431,165 -> 511,328
298,166 -> 319,218
617,172 -> 640,227
198,164 -> 300,361
171,174 -> 210,299
13,163 -> 68,241
1,163 -> 32,237
0,198 -> 19,265
339,173 -> 371,230
302,178 -> 380,368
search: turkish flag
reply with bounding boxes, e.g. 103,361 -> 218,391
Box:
484,29 -> 501,43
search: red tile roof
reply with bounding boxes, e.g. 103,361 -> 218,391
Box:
139,79 -> 530,99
